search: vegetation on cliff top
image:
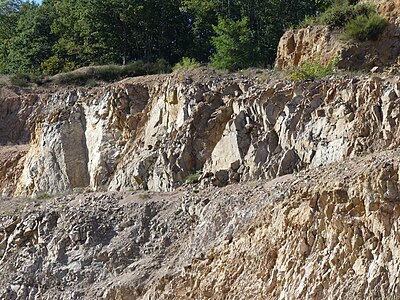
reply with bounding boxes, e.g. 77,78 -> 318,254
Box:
300,0 -> 387,41
0,0 -> 333,76
0,0 -> 387,80
289,56 -> 338,80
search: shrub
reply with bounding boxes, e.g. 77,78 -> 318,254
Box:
10,73 -> 42,87
10,73 -> 30,87
51,60 -> 172,85
289,57 -> 338,80
299,2 -> 373,29
173,57 -> 201,71
36,192 -> 52,200
320,3 -> 372,29
298,1 -> 387,42
185,171 -> 202,184
342,13 -> 388,42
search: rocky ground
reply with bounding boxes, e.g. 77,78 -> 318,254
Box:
0,148 -> 398,299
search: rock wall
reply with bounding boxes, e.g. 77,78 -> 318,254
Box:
0,149 -> 399,299
0,71 -> 399,196
0,88 -> 42,145
275,26 -> 341,70
147,150 -> 400,300
276,0 -> 400,70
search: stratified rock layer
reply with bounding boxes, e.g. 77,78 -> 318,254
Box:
0,149 -> 399,299
0,71 -> 399,196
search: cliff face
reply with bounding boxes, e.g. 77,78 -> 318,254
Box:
276,0 -> 400,70
0,71 -> 399,197
0,66 -> 399,300
1,1 -> 400,298
0,149 -> 399,299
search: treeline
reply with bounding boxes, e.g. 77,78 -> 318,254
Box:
0,0 -> 333,75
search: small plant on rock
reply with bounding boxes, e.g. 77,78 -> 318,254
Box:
35,192 -> 52,200
185,171 -> 202,184
289,56 -> 338,81
173,57 -> 201,71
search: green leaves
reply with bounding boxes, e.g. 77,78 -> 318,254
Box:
289,56 -> 338,81
342,12 -> 388,42
7,2 -> 53,73
173,57 -> 201,71
0,0 -> 342,75
211,17 -> 259,70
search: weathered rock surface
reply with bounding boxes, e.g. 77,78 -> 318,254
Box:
276,0 -> 400,70
275,25 -> 342,70
0,149 -> 399,299
0,2 -> 399,297
0,69 -> 399,299
0,71 -> 399,196
0,145 -> 29,197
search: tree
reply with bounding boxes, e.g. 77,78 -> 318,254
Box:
7,2 -> 53,73
0,0 -> 338,75
211,16 -> 258,70
0,0 -> 22,72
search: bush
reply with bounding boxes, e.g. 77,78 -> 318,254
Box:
342,13 -> 388,42
35,192 -> 52,200
10,73 -> 42,87
51,59 -> 172,85
10,73 -> 30,87
320,3 -> 372,28
299,1 -> 387,42
173,57 -> 201,71
289,57 -> 338,80
185,171 -> 202,184
300,2 -> 373,29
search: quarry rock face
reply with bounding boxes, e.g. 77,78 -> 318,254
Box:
0,149 -> 399,299
0,70 -> 398,299
0,1 -> 399,298
276,0 -> 400,70
275,25 -> 342,70
0,71 -> 398,197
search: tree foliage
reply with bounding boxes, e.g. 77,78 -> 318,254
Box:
0,0 -> 337,75
211,17 -> 258,70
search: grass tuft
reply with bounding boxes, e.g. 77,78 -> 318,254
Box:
185,171 -> 202,184
289,57 -> 338,81
173,57 -> 201,72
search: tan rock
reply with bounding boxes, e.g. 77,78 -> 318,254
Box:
276,0 -> 400,71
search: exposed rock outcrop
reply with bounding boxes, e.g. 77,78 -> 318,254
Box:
0,71 -> 399,196
1,2 -> 399,297
0,88 -> 42,145
276,0 -> 400,70
0,149 -> 399,299
0,145 -> 28,197
148,150 -> 400,300
0,65 -> 399,300
275,25 -> 342,70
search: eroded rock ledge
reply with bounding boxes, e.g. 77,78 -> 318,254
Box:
0,149 -> 398,299
0,71 -> 399,196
